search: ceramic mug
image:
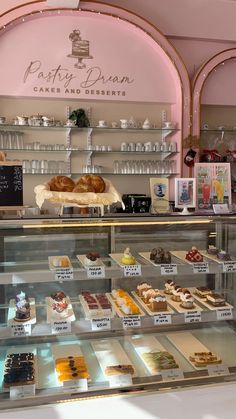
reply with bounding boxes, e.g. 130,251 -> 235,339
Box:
98,120 -> 107,127
163,121 -> 172,128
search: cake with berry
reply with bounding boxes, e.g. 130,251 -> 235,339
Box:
14,291 -> 31,322
185,246 -> 203,262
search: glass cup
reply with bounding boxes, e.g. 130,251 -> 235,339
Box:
40,160 -> 48,174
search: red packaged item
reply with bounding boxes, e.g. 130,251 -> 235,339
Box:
200,149 -> 222,162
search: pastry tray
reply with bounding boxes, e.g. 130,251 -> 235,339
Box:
128,335 -> 169,375
48,256 -> 72,270
189,287 -> 234,311
3,346 -> 38,391
76,254 -> 105,268
79,293 -> 115,319
170,250 -> 210,265
91,339 -> 137,378
131,291 -> 175,316
139,252 -> 181,266
106,293 -> 145,317
164,293 -> 203,313
166,331 -> 222,370
8,298 -> 36,326
109,253 -> 140,267
200,250 -> 236,264
46,296 -> 75,322
51,343 -> 90,386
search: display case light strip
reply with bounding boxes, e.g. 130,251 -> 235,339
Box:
22,220 -> 213,229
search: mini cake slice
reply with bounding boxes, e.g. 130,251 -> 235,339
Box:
195,286 -> 212,298
185,246 -> 203,262
206,293 -> 226,307
149,293 -> 167,312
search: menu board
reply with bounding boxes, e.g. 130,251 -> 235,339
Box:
0,162 -> 23,206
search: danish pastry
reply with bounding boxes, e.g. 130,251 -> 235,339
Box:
48,176 -> 75,192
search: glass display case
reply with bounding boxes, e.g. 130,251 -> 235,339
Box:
0,214 -> 235,411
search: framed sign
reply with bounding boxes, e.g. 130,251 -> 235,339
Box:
150,178 -> 169,213
175,178 -> 196,210
195,163 -> 231,211
0,162 -> 23,207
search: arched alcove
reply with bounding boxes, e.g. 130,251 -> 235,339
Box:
0,1 -> 191,205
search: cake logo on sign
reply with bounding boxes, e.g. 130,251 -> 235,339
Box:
68,29 -> 93,69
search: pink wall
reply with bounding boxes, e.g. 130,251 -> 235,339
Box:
0,11 -> 177,102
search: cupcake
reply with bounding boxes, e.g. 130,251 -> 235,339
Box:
180,290 -> 194,309
164,280 -> 176,295
172,285 -> 182,302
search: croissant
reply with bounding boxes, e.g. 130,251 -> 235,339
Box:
48,176 -> 75,192
73,175 -> 105,193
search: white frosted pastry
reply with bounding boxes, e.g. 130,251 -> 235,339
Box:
117,297 -> 125,307
165,280 -> 175,294
121,304 -> 131,315
112,289 -> 119,298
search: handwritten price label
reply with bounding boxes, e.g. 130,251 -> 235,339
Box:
109,374 -> 132,388
91,317 -> 111,331
160,264 -> 178,275
11,324 -> 31,337
87,266 -> 105,279
63,378 -> 88,391
161,368 -> 184,382
216,308 -> 233,321
123,265 -> 142,277
55,268 -> 73,281
10,384 -> 35,399
123,316 -> 141,328
193,263 -> 209,274
223,262 -> 236,273
207,364 -> 229,376
184,311 -> 202,323
51,321 -> 71,334
154,313 -> 172,325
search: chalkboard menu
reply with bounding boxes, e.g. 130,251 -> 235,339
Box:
0,162 -> 23,207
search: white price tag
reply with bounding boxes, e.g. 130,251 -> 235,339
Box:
161,264 -> 178,275
55,268 -> 73,281
109,374 -> 132,388
51,320 -> 71,334
223,262 -> 236,273
161,368 -> 184,381
91,317 -> 111,331
213,204 -> 230,214
154,313 -> 172,325
123,316 -> 141,328
87,266 -> 105,279
184,311 -> 202,323
216,308 -> 233,321
10,384 -> 35,399
193,263 -> 209,274
63,378 -> 88,391
123,265 -> 141,277
11,323 -> 31,337
207,364 -> 229,376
